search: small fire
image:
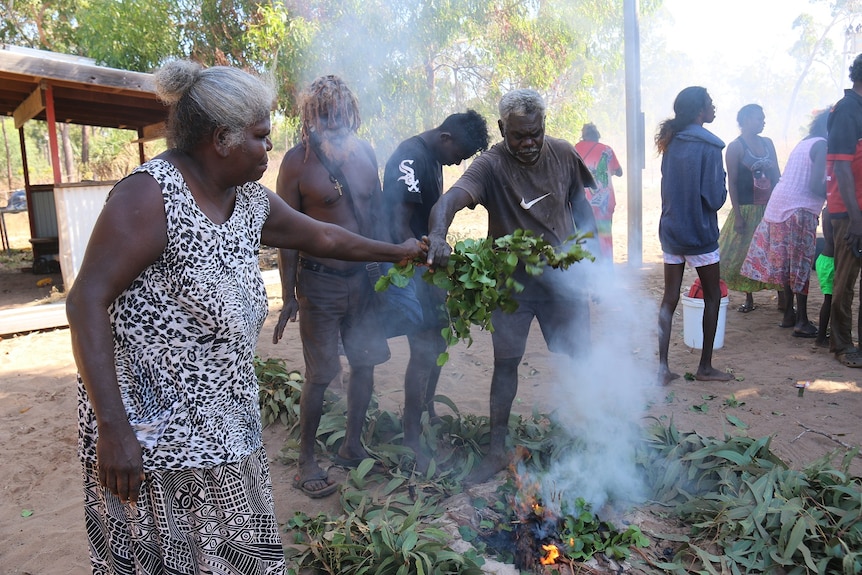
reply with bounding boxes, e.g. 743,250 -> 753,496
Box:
507,450 -> 568,569
540,544 -> 559,565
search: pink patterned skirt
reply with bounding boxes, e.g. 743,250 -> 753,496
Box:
739,209 -> 818,295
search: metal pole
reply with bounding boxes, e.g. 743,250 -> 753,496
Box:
624,0 -> 644,268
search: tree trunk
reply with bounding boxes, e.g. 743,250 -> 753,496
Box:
425,56 -> 436,129
81,125 -> 90,170
59,123 -> 75,182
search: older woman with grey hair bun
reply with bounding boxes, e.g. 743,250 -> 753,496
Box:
156,59 -> 276,151
66,59 -> 426,575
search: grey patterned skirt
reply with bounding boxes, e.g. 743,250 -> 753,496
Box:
82,447 -> 285,575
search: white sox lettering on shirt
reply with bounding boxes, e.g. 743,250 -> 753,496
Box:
398,159 -> 421,194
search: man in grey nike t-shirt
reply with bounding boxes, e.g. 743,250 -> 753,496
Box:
425,88 -> 597,484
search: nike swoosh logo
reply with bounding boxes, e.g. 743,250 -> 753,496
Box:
519,193 -> 551,210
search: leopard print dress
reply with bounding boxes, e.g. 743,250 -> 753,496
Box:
76,159 -> 285,575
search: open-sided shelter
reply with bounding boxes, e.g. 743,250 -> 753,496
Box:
0,44 -> 168,289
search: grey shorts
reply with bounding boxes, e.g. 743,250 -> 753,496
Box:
414,270 -> 448,331
490,294 -> 590,360
297,265 -> 390,385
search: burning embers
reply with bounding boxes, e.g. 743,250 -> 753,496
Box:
508,492 -> 574,571
475,454 -> 649,573
540,544 -> 560,565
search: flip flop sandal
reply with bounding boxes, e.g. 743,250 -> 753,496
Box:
292,470 -> 339,498
737,303 -> 757,313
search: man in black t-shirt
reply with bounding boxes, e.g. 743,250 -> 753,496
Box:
383,111 -> 489,468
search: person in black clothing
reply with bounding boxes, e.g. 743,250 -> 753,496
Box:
383,111 -> 489,469
825,53 -> 862,368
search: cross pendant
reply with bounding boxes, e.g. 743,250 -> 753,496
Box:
330,175 -> 343,196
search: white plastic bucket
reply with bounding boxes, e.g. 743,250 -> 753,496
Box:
681,295 -> 729,349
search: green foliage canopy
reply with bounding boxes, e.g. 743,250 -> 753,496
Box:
0,0 -> 658,185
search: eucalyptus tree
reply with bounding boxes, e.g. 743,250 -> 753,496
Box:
0,0 -> 663,181
785,0 -> 862,139
74,0 -> 180,72
243,2 -> 317,118
287,0 -> 654,156
0,0 -> 77,51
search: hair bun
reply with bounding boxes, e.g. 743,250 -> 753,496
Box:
153,60 -> 203,105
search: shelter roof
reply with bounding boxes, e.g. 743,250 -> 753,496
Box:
0,45 -> 167,136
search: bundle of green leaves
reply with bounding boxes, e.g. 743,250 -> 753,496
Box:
641,419 -> 862,574
376,229 -> 594,364
255,356 -> 304,428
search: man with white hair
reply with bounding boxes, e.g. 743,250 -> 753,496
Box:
425,89 -> 597,484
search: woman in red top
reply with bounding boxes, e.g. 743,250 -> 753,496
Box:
574,123 -> 622,262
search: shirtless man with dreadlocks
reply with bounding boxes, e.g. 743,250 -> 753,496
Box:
272,75 -> 391,498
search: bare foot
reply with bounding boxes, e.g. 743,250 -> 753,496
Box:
695,367 -> 734,381
404,441 -> 431,475
464,453 -> 508,485
336,446 -> 371,462
412,452 -> 431,476
658,367 -> 680,386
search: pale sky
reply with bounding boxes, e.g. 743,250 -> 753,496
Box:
649,0 -> 851,153
662,0 -> 825,69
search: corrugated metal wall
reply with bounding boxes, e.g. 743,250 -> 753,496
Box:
30,189 -> 58,238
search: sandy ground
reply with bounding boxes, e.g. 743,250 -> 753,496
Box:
1,194 -> 861,574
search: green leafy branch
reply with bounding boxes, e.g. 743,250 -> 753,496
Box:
556,498 -> 650,561
640,419 -> 862,574
376,229 -> 594,365
286,493 -> 486,575
257,357 -> 862,574
255,356 -> 303,428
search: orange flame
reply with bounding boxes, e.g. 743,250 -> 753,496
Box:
540,544 -> 559,565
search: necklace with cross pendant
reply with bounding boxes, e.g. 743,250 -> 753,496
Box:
329,175 -> 344,197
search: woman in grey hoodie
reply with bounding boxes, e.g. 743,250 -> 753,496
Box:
655,86 -> 734,385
